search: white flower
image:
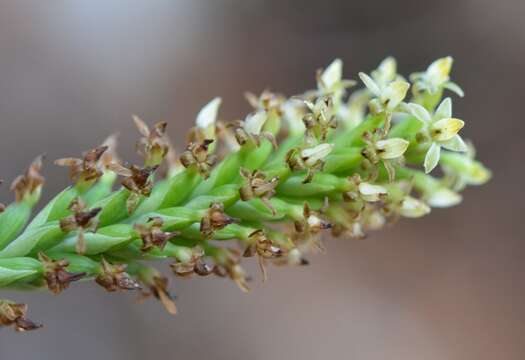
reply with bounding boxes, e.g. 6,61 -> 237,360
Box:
244,111 -> 267,136
408,97 -> 467,173
410,56 -> 464,97
399,196 -> 431,218
371,56 -> 398,87
358,182 -> 388,202
317,59 -> 356,96
358,72 -> 410,113
375,138 -> 410,160
282,99 -> 306,136
425,188 -> 462,208
301,143 -> 334,167
195,97 -> 222,140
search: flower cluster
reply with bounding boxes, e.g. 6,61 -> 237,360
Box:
0,56 -> 490,330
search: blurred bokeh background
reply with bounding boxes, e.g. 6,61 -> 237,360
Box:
0,0 -> 523,359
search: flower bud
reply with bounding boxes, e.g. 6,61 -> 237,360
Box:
375,138 -> 409,160
430,117 -> 464,142
399,196 -> 431,218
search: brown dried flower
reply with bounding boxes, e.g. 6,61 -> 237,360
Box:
0,300 -> 41,332
200,203 -> 237,240
243,230 -> 284,281
107,162 -> 158,214
38,252 -> 85,294
134,217 -> 180,252
179,139 -> 217,179
133,115 -> 169,167
55,146 -> 108,188
239,168 -> 279,215
59,198 -> 102,254
95,258 -> 141,292
10,155 -> 45,203
138,274 -> 177,315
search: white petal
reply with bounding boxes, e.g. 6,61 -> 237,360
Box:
383,80 -> 410,111
426,188 -> 462,208
301,143 -> 334,166
408,103 -> 432,124
434,97 -> 452,120
424,142 -> 441,173
375,56 -> 397,84
196,97 -> 222,129
320,59 -> 343,90
375,138 -> 409,160
358,182 -> 388,202
444,81 -> 464,97
427,56 -> 453,86
431,117 -> 464,142
358,72 -> 381,97
441,134 -> 468,152
244,111 -> 267,135
399,196 -> 431,218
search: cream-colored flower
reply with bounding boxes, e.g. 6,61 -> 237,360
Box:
399,196 -> 431,218
244,110 -> 268,136
301,143 -> 334,167
408,97 -> 467,173
358,182 -> 388,202
358,72 -> 410,113
410,56 -> 464,96
317,58 -> 356,96
196,97 -> 222,139
375,138 -> 410,160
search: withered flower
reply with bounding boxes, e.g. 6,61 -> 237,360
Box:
286,143 -> 334,183
179,139 -> 217,179
55,146 -> 108,189
245,90 -> 285,114
293,203 -> 331,251
0,300 -> 41,332
303,96 -> 337,144
133,115 -> 169,167
59,198 -> 102,254
138,274 -> 177,315
134,217 -> 180,252
10,155 -> 45,203
38,252 -> 85,294
243,230 -> 284,281
171,247 -> 215,277
239,168 -> 279,215
107,162 -> 158,214
200,202 -> 236,240
95,257 -> 141,292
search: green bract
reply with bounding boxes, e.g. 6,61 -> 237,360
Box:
0,56 -> 490,331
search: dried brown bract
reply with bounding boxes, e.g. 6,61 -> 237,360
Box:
38,252 -> 85,294
55,146 -> 108,188
243,230 -> 284,281
134,217 -> 180,252
200,203 -> 236,240
59,198 -> 102,254
171,247 -> 215,277
10,155 -> 45,203
133,116 -> 169,167
0,300 -> 41,332
245,90 -> 285,114
239,168 -> 279,215
95,258 -> 141,292
139,275 -> 177,315
107,162 -> 158,214
293,203 -> 331,251
179,139 -> 217,179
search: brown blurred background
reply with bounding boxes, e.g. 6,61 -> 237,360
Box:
0,0 -> 523,359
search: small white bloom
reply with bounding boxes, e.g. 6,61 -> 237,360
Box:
244,111 -> 267,136
358,72 -> 410,113
399,196 -> 431,218
371,56 -> 397,87
320,58 -> 343,91
358,182 -> 388,202
282,99 -> 306,135
196,97 -> 222,129
375,138 -> 409,160
301,143 -> 334,166
408,98 -> 467,173
425,188 -> 462,208
410,56 -> 464,97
